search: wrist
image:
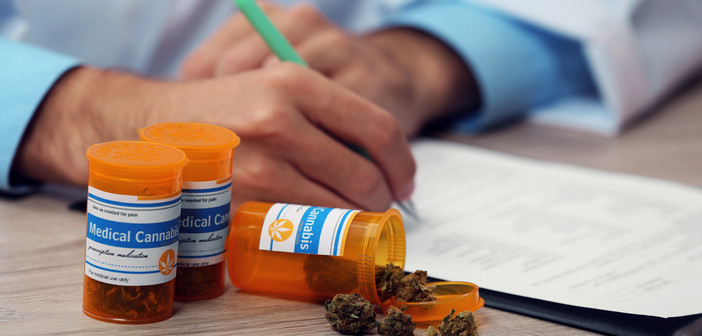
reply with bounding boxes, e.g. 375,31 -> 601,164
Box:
13,67 -> 168,185
367,28 -> 479,127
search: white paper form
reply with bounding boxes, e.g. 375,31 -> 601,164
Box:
402,139 -> 702,318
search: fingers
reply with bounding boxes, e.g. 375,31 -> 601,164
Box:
295,29 -> 358,76
180,58 -> 415,211
219,70 -> 398,210
180,2 -> 283,79
182,2 -> 339,78
214,3 -> 332,76
212,36 -> 270,75
231,145 -> 360,210
264,63 -> 416,204
273,107 -> 397,211
303,71 -> 416,202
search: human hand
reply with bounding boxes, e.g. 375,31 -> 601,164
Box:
14,64 -> 415,211
180,3 -> 478,137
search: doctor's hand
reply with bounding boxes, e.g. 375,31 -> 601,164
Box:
180,3 -> 478,137
13,64 -> 415,211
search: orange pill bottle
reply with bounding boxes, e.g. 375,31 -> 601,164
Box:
140,122 -> 240,301
227,202 -> 405,306
83,141 -> 187,323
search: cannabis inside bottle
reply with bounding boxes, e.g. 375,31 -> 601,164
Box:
83,141 -> 187,323
227,202 -> 406,305
140,122 -> 240,301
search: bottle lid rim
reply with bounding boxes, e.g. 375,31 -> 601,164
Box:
388,281 -> 485,322
139,122 -> 240,153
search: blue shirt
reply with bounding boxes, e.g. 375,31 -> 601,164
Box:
385,1 -> 595,132
0,0 -> 594,192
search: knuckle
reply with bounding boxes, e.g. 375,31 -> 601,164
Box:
217,51 -> 245,74
349,167 -> 383,197
353,63 -> 372,78
323,30 -> 352,50
370,112 -> 402,149
234,157 -> 278,193
291,4 -> 323,24
245,107 -> 290,142
342,65 -> 372,89
350,171 -> 392,209
263,62 -> 307,91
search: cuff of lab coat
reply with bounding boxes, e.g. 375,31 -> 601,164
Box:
382,1 -> 595,133
0,38 -> 79,194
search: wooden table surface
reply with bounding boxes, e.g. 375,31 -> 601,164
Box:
2,78 -> 701,335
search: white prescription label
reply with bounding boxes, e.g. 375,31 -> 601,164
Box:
178,179 -> 232,267
84,187 -> 181,286
259,203 -> 360,256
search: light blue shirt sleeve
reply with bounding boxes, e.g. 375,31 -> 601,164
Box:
0,38 -> 79,193
382,1 -> 597,132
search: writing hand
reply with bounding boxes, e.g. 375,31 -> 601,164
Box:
180,3 -> 478,137
14,64 -> 415,211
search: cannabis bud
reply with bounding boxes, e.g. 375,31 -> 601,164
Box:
375,263 -> 405,302
396,270 -> 436,302
378,306 -> 416,336
325,293 -> 378,335
376,264 -> 436,303
427,309 -> 478,336
427,326 -> 440,336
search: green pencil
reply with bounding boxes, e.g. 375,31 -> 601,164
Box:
234,0 -> 307,66
234,0 -> 418,218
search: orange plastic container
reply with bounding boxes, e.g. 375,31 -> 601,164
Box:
227,202 -> 406,306
390,281 -> 484,323
140,122 -> 240,301
83,141 -> 187,323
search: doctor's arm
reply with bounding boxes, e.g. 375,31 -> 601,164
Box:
2,39 -> 415,212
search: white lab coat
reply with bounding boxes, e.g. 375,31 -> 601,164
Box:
473,0 -> 702,134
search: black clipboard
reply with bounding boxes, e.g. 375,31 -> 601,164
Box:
479,287 -> 702,336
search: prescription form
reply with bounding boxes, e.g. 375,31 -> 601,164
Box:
401,139 -> 702,318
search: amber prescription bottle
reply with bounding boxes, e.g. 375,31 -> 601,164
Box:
227,202 -> 406,305
83,141 -> 187,323
140,122 -> 240,301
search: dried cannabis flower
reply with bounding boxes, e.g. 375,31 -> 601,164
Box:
325,293 -> 379,335
175,263 -> 224,298
427,325 -> 440,336
375,263 -> 405,302
396,270 -> 436,302
378,306 -> 416,336
428,309 -> 478,336
83,278 -> 172,321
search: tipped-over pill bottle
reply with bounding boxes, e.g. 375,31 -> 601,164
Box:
140,122 -> 240,301
227,202 -> 405,306
83,141 -> 187,323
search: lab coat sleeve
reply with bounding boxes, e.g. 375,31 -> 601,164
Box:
0,38 -> 79,193
381,0 -> 597,132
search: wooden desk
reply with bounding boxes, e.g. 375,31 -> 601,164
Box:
2,79 -> 701,335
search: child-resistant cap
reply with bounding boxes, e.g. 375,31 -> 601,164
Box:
86,140 -> 188,179
138,122 -> 240,162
